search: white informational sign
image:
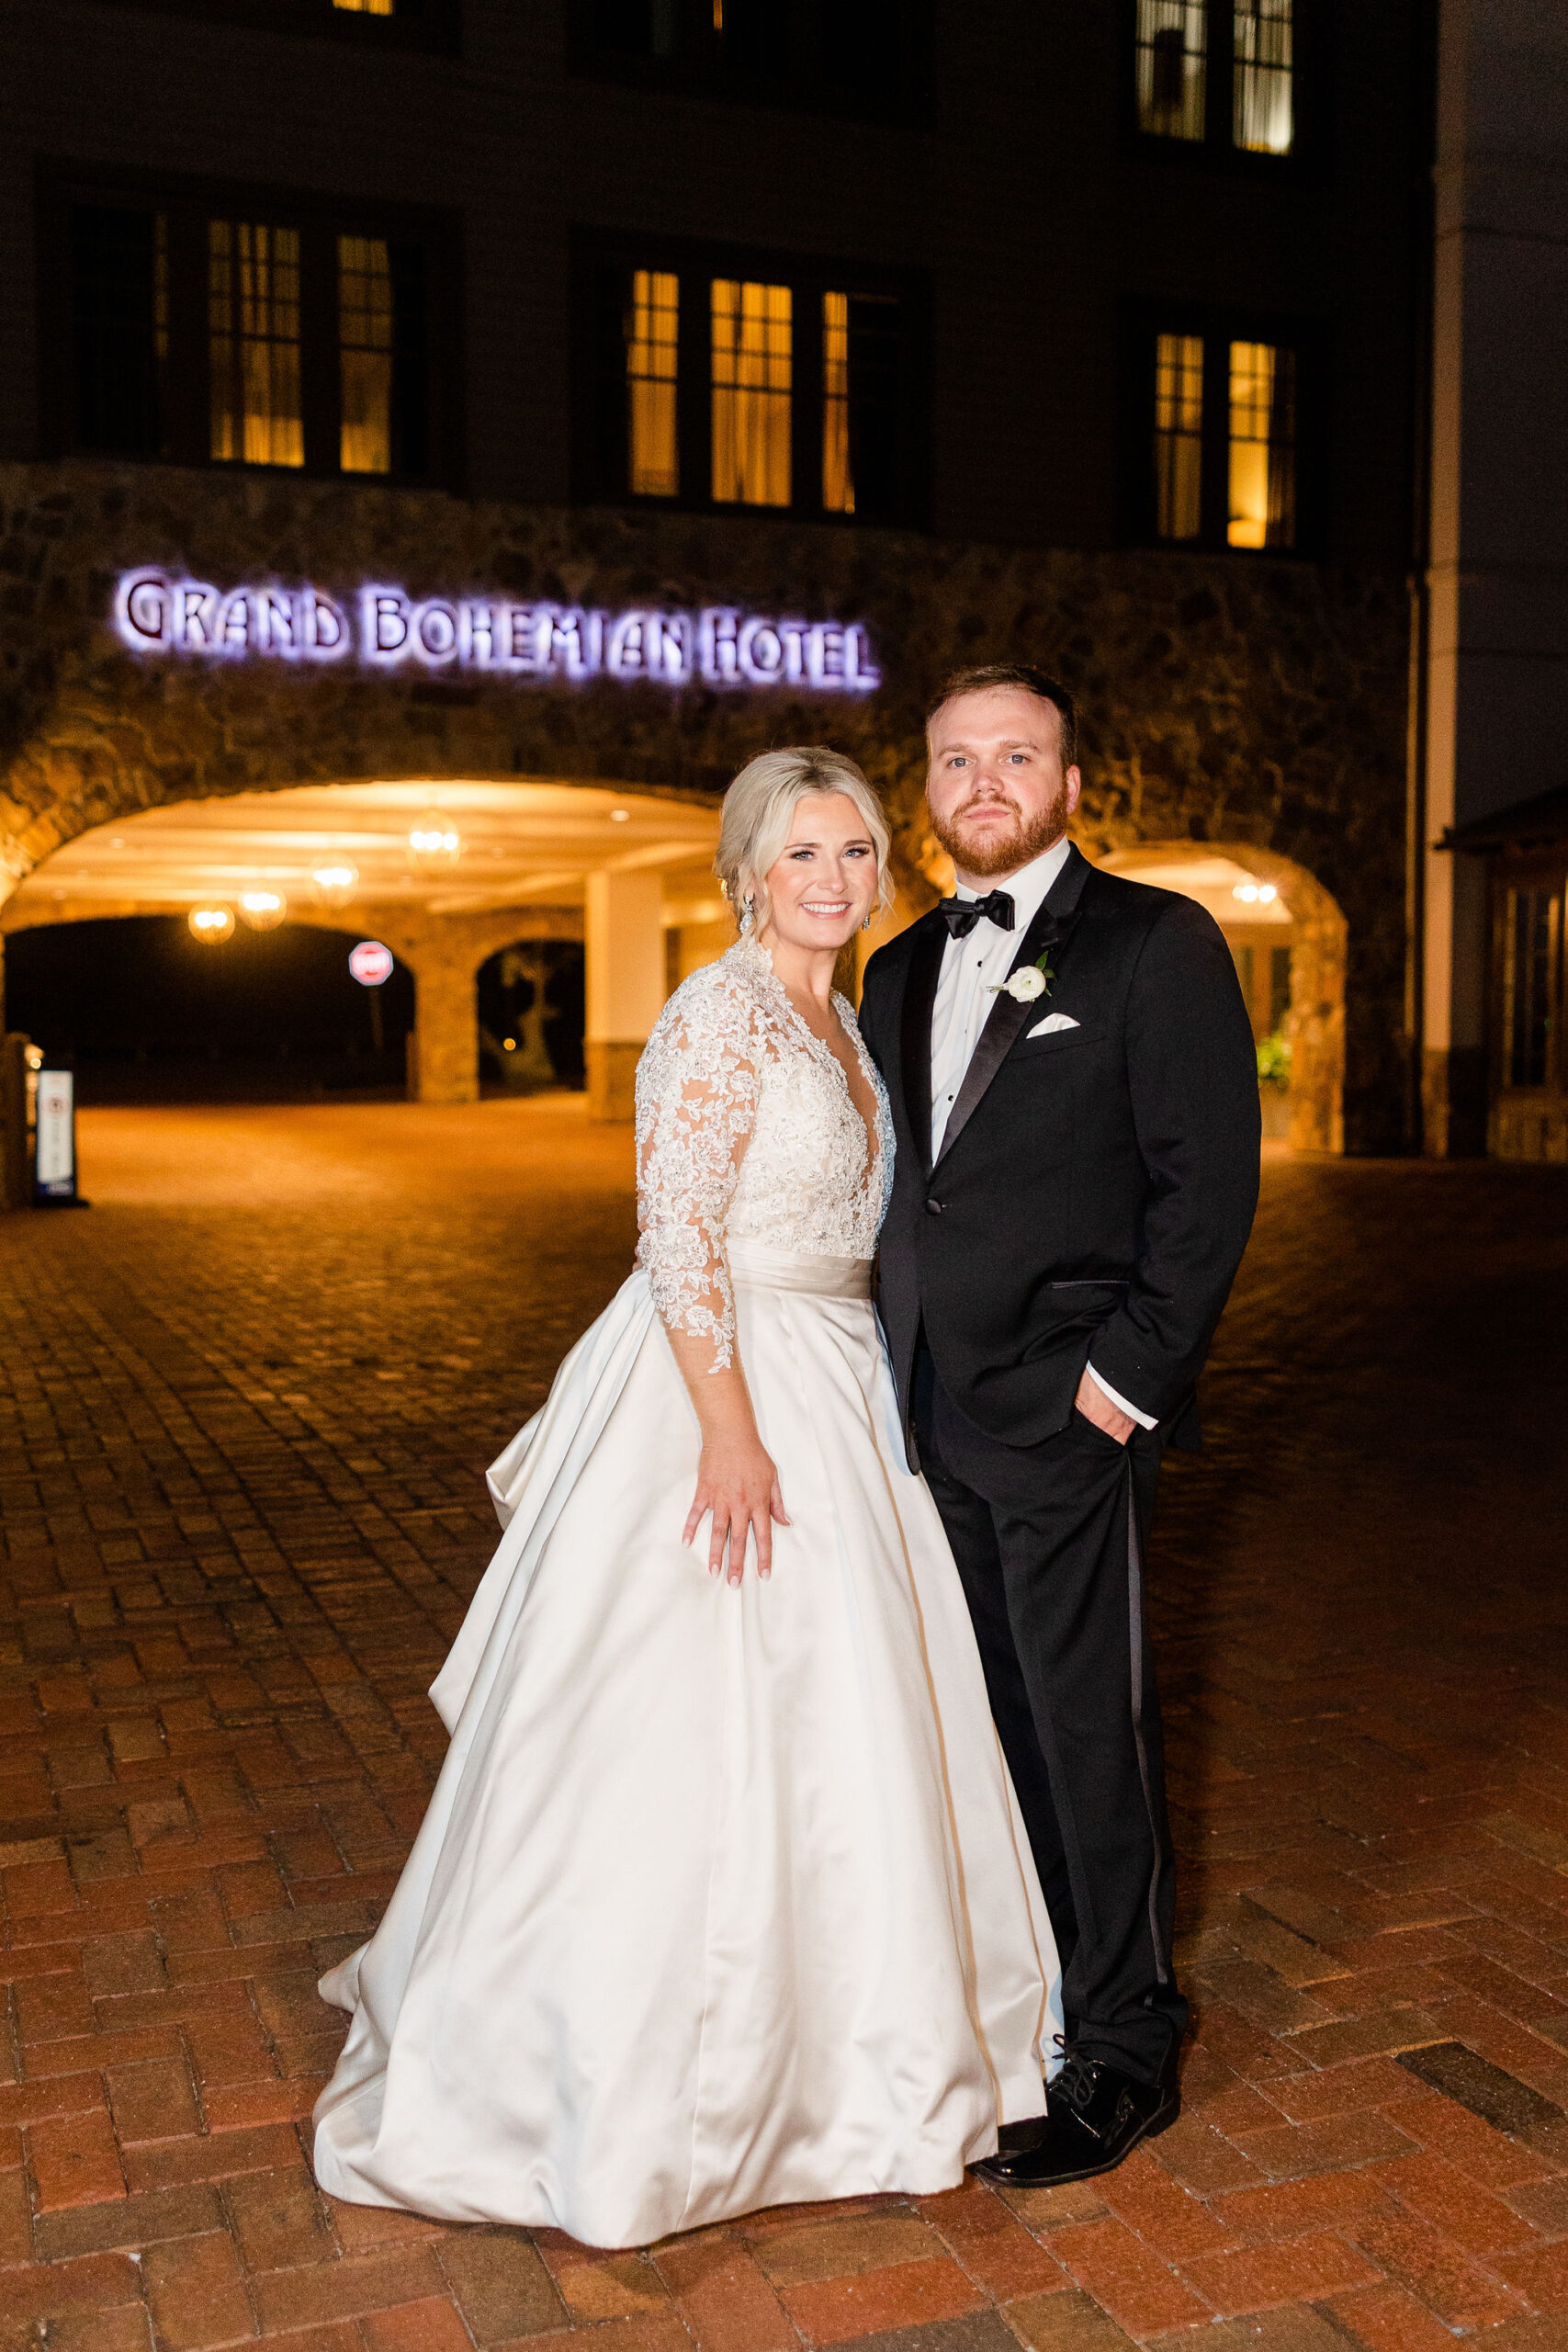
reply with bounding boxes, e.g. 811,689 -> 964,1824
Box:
112,573 -> 881,695
348,941 -> 395,987
35,1069 -> 76,1199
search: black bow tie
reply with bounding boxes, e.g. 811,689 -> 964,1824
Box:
941,889 -> 1015,939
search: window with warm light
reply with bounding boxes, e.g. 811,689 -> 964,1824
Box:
51,171 -> 447,478
1234,0 -> 1293,153
1227,339 -> 1294,548
1140,324 -> 1303,551
626,269 -> 680,496
209,221 -> 304,468
711,279 -> 793,508
334,0 -> 395,11
822,291 -> 852,514
821,289 -> 901,519
339,236 -> 394,474
1133,0 -> 1296,158
1135,1 -> 1207,141
592,247 -> 917,522
1154,332 -> 1204,540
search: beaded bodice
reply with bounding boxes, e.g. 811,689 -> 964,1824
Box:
634,940 -> 894,1372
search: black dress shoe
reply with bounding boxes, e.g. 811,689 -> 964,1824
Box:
975,2049 -> 1179,2187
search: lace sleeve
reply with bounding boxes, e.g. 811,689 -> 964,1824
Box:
635,968 -> 765,1374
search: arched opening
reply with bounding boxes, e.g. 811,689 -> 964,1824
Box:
1,777 -> 723,1118
1096,842 -> 1348,1153
477,941 -> 585,1094
0,911 -> 415,1102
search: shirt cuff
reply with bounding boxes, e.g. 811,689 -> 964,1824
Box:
1085,1363 -> 1158,1431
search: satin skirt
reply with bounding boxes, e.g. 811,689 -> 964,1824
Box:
311,1240 -> 1061,2248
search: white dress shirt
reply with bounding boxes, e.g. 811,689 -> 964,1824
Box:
931,839 -> 1157,1431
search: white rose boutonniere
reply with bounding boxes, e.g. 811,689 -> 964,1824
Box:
991,949 -> 1056,1003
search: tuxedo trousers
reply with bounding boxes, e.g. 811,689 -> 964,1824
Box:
912,1343 -> 1187,2085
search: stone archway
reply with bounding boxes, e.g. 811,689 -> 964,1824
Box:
1097,841 -> 1348,1153
1,779 -> 722,1112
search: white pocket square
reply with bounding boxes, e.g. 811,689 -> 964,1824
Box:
1026,1012 -> 1080,1037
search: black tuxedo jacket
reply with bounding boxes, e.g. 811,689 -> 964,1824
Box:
856,842 -> 1260,1458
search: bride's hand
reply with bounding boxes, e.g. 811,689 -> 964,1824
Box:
683,1437 -> 790,1585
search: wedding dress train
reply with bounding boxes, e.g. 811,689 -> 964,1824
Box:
312,939 -> 1060,2248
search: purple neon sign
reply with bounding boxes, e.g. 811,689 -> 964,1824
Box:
112,573 -> 881,693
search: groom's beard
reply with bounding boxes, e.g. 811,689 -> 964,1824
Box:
928,785 -> 1071,882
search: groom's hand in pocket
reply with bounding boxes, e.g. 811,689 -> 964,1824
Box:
1073,1367 -> 1135,1447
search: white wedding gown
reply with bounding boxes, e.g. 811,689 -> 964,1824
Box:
312,937 -> 1060,2248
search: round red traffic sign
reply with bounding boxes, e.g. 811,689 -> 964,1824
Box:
348,940 -> 395,987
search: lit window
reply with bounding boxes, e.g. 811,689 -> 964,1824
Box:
823,291 -> 852,514
1227,339 -> 1294,548
1154,332 -> 1203,540
711,279 -> 792,507
1136,0 -> 1294,156
627,269 -> 679,496
821,289 -> 901,521
1136,0 -> 1206,141
1505,888 -> 1559,1089
1234,0 -> 1293,153
338,236 -> 393,474
209,220 -> 303,468
69,206 -> 167,456
333,0 -> 394,13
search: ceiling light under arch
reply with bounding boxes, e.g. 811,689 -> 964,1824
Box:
310,862 -> 359,908
408,820 -> 463,874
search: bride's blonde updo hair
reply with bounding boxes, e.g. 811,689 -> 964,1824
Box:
716,747 -> 894,933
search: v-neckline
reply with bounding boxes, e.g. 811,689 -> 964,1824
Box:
739,941 -> 885,1193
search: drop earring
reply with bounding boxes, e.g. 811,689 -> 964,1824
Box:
739,893 -> 756,935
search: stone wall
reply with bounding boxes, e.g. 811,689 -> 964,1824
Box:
0,460 -> 1414,1148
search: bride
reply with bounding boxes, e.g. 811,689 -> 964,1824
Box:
311,747 -> 1060,2248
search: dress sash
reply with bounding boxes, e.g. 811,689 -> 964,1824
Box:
725,1238 -> 872,1300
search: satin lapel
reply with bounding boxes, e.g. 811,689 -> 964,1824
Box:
898,914 -> 946,1173
932,847 -> 1093,1172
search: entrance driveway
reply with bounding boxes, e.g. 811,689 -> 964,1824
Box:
3,1105 -> 1567,2352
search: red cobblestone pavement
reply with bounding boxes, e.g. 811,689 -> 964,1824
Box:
3,1100 -> 1567,2352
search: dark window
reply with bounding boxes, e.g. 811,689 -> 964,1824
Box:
1136,322 -> 1309,551
576,0 -> 926,123
1134,0 -> 1298,159
86,0 -> 457,53
587,246 -> 919,526
70,205 -> 167,457
51,175 -> 453,482
1505,888 -> 1559,1090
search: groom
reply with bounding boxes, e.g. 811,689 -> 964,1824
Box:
857,662 -> 1259,2185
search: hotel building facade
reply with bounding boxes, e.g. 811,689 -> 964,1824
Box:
2,0 -> 1560,1153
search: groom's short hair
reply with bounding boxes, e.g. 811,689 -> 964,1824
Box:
926,663 -> 1078,769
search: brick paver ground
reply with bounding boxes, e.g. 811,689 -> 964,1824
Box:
4,1100 -> 1568,2352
